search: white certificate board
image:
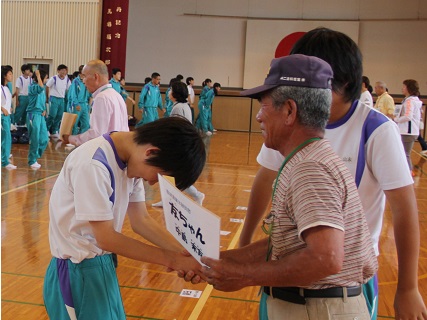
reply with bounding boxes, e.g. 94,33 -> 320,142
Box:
158,174 -> 220,265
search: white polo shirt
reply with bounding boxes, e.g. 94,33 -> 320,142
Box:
49,134 -> 145,263
46,75 -> 71,98
1,85 -> 12,113
15,75 -> 32,96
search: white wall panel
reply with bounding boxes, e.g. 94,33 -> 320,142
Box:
359,21 -> 427,94
1,0 -> 100,79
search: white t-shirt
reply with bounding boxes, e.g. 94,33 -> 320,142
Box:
187,85 -> 195,104
257,100 -> 413,255
49,134 -> 145,263
46,75 -> 71,98
15,75 -> 32,96
69,84 -> 129,146
359,90 -> 373,109
1,85 -> 12,113
170,102 -> 192,122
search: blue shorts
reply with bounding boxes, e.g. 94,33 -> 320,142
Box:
43,255 -> 125,320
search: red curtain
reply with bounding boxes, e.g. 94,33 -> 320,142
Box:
99,0 -> 129,78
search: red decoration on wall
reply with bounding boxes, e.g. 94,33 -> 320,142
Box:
275,32 -> 306,58
100,0 -> 129,78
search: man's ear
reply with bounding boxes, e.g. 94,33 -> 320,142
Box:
283,99 -> 298,125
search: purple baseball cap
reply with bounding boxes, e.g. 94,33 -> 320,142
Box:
241,54 -> 333,98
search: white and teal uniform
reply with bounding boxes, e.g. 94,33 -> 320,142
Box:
44,134 -> 145,319
46,75 -> 71,134
15,75 -> 32,125
1,85 -> 13,167
27,82 -> 49,166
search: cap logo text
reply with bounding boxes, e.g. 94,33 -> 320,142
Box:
280,77 -> 306,82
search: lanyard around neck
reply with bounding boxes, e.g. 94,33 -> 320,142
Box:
272,137 -> 322,202
263,136 -> 321,263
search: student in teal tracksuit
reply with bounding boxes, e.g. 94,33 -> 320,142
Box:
196,82 -> 221,136
136,72 -> 163,127
109,68 -> 122,93
163,78 -> 178,117
1,66 -> 17,169
119,78 -> 135,105
15,64 -> 32,125
68,66 -> 91,135
27,70 -> 49,169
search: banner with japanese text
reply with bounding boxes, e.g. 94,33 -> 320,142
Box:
100,0 -> 129,77
158,175 -> 220,265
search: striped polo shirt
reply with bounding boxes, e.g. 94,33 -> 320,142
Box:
266,139 -> 378,289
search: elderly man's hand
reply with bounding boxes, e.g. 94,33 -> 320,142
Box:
200,256 -> 249,292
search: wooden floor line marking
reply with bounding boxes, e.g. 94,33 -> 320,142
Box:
188,222 -> 244,320
1,173 -> 59,195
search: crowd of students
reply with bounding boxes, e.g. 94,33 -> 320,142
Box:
1,63 -> 221,170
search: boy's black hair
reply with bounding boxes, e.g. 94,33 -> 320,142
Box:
290,27 -> 362,104
362,76 -> 373,94
133,117 -> 206,190
1,66 -> 12,85
144,77 -> 151,84
171,81 -> 189,103
213,82 -> 221,96
151,72 -> 160,79
176,74 -> 184,81
186,77 -> 194,85
112,68 -> 121,75
32,70 -> 48,82
57,64 -> 68,71
21,64 -> 31,73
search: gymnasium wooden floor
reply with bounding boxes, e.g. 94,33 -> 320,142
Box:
2,131 -> 427,319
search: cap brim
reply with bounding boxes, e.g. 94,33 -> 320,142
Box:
240,84 -> 278,99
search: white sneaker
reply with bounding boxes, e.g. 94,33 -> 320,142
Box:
10,124 -> 17,131
30,162 -> 41,169
194,192 -> 205,206
206,131 -> 212,136
213,129 -> 217,132
152,201 -> 163,207
421,150 -> 427,156
5,164 -> 17,170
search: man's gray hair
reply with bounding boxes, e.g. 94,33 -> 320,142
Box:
269,86 -> 332,130
85,59 -> 109,78
376,81 -> 387,89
